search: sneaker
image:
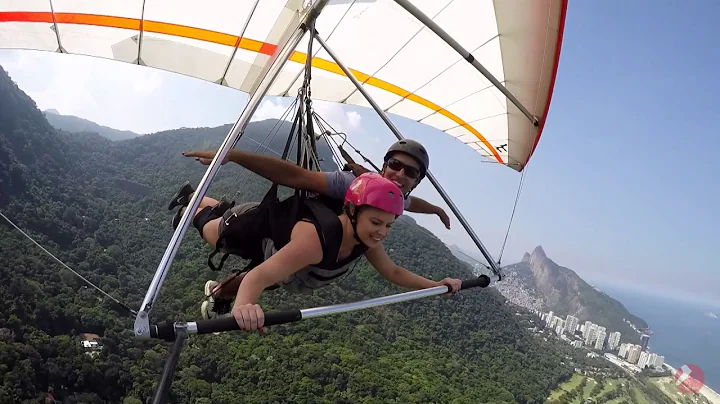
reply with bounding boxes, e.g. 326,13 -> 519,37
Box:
201,280 -> 233,319
168,182 -> 195,211
171,208 -> 185,230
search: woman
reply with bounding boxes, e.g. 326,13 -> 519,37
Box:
168,173 -> 462,332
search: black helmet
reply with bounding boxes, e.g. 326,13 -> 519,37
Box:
383,139 -> 429,175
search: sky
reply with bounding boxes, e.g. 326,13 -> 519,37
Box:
0,1 -> 718,305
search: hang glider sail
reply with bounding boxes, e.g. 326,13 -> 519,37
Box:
0,0 -> 566,172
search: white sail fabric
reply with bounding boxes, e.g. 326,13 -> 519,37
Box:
0,0 -> 566,172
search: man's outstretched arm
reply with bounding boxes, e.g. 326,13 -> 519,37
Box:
183,149 -> 329,194
407,196 -> 451,229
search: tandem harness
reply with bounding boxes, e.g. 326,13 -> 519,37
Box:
204,182 -> 366,275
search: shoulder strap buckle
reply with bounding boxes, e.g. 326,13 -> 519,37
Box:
224,211 -> 238,226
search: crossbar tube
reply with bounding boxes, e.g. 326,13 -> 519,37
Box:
313,32 -> 502,279
150,276 -> 490,341
392,0 -> 539,127
133,0 -> 331,339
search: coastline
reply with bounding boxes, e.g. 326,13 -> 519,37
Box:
663,363 -> 720,404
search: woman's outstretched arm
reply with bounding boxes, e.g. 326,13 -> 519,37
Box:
231,221 -> 322,332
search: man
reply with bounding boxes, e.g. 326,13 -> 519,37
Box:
181,139 -> 451,228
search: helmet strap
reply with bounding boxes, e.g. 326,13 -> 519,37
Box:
344,204 -> 367,247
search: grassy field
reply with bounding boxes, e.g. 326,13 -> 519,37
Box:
547,373 -> 711,404
545,375 -> 651,403
650,376 -> 710,404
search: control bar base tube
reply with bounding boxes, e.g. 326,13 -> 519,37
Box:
392,0 -> 538,127
150,276 -> 490,341
133,0 -> 331,339
151,325 -> 187,404
313,32 -> 502,280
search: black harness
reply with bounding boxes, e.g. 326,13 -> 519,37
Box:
206,182 -> 367,276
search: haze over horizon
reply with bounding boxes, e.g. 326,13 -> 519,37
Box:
1,0 -> 718,307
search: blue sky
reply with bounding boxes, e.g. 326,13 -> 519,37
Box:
0,1 -> 718,305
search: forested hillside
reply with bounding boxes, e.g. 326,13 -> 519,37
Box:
0,65 -> 574,403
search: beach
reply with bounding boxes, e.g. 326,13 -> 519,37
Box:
664,364 -> 720,404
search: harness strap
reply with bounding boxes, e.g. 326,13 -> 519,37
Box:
303,199 -> 344,268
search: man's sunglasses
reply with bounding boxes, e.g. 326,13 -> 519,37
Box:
386,158 -> 421,179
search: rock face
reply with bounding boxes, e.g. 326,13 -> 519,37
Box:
495,246 -> 648,339
525,246 -> 586,318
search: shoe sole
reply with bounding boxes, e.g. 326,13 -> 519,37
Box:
202,280 -> 219,319
201,300 -> 212,320
168,182 -> 193,210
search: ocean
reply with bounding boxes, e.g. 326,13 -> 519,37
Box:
598,284 -> 720,391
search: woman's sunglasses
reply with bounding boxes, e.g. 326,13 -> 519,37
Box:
386,158 -> 420,179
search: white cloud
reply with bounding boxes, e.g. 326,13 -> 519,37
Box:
312,101 -> 364,136
251,99 -> 294,122
132,69 -> 164,96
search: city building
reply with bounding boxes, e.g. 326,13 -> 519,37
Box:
608,331 -> 621,350
618,343 -> 630,358
594,330 -> 606,350
565,315 -> 579,337
627,345 -> 641,364
640,334 -> 650,351
637,351 -> 650,368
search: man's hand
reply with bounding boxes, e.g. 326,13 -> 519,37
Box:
182,150 -> 229,166
436,277 -> 462,296
436,208 -> 451,229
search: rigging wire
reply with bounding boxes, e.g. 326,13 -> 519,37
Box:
497,164 -> 528,264
221,95 -> 302,202
0,209 -> 138,316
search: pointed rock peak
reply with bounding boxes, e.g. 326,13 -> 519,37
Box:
532,246 -> 547,259
522,253 -> 531,263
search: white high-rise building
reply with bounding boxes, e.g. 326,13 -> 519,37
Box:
618,343 -> 630,358
646,353 -> 665,368
565,315 -> 579,336
637,351 -> 650,368
627,346 -> 641,364
585,325 -> 597,346
647,353 -> 658,367
594,330 -> 606,350
608,332 -> 621,350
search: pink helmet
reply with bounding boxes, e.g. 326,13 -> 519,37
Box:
345,172 -> 404,216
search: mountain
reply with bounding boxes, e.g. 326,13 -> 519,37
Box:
495,246 -> 648,343
43,109 -> 141,141
449,244 -> 476,266
0,64 -> 574,403
43,111 -> 340,173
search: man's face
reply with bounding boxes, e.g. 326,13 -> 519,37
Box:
382,152 -> 421,194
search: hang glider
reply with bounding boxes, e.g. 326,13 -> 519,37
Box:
0,0 -> 565,172
0,2 -> 567,401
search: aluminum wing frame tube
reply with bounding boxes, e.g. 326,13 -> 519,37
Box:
181,285 -> 452,335
313,33 -> 502,280
392,0 -> 538,127
133,0 -> 331,339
